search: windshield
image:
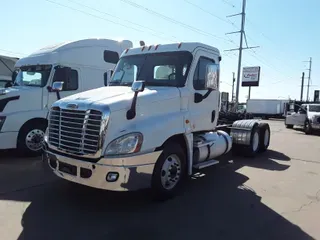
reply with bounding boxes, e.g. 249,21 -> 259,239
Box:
109,51 -> 193,87
308,105 -> 320,112
14,65 -> 52,87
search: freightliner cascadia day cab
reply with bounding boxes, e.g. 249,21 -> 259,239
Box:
43,42 -> 271,200
0,38 -> 133,155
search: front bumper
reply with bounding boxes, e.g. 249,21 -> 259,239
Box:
43,147 -> 162,191
311,123 -> 320,129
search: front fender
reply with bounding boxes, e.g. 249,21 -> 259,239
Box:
1,109 -> 48,132
103,109 -> 187,154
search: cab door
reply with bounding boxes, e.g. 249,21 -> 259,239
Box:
187,49 -> 220,132
46,66 -> 81,108
287,106 -> 307,126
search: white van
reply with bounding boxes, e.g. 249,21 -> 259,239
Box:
0,38 -> 133,155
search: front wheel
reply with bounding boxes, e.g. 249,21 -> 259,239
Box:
285,124 -> 293,129
17,122 -> 47,157
151,142 -> 187,201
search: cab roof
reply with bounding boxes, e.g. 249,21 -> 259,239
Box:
30,38 -> 133,56
122,42 -> 220,57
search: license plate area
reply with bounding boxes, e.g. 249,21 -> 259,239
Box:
58,161 -> 77,176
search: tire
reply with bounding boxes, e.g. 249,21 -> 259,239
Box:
285,124 -> 293,129
239,124 -> 260,158
17,121 -> 47,157
304,120 -> 312,135
151,141 -> 187,201
258,123 -> 270,152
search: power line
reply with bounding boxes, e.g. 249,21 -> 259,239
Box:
0,49 -> 26,57
44,0 -> 176,42
183,0 -> 230,24
65,0 -> 179,41
221,0 -> 236,8
119,0 -> 230,42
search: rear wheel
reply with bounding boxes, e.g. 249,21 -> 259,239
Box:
233,124 -> 260,158
285,124 -> 293,129
151,142 -> 187,201
258,123 -> 270,152
304,120 -> 312,135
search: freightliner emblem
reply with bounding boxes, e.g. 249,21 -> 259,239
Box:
66,103 -> 78,109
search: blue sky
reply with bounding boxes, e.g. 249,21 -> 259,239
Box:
1,0 -> 319,102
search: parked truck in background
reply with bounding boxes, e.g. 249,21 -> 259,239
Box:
285,103 -> 320,134
0,54 -> 19,88
246,99 -> 289,119
43,42 -> 271,200
0,38 -> 133,155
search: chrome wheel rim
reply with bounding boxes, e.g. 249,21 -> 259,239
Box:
160,154 -> 182,190
25,129 -> 45,151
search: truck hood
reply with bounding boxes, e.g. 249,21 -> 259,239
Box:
309,112 -> 320,119
0,86 -> 42,113
57,86 -> 180,112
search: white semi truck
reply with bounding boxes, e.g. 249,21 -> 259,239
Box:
0,38 -> 133,155
43,42 -> 271,199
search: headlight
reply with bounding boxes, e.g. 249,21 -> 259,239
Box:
105,132 -> 143,156
44,127 -> 49,143
0,116 -> 6,131
0,88 -> 7,96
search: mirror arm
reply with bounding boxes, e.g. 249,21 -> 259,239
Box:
126,92 -> 139,120
194,89 -> 213,103
56,91 -> 61,100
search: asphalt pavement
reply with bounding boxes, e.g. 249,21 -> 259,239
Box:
0,120 -> 319,240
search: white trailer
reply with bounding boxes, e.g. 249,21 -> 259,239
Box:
0,38 -> 133,155
247,99 -> 289,119
43,42 -> 271,200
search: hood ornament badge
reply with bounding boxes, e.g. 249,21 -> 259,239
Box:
66,103 -> 78,109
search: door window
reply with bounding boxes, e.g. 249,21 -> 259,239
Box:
193,57 -> 217,90
52,69 -> 78,91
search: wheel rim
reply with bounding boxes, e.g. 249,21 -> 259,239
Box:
25,129 -> 45,151
252,131 -> 259,152
160,154 -> 182,190
264,129 -> 270,146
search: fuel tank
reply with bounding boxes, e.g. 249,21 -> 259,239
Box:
193,130 -> 232,163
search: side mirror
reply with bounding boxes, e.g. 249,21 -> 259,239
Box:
52,81 -> 64,92
131,81 -> 145,92
205,64 -> 219,90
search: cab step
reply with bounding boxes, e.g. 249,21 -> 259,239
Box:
193,159 -> 219,169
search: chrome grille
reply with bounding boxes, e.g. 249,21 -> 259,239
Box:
48,106 -> 102,155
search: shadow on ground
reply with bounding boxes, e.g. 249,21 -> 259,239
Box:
0,149 -> 313,240
292,127 -> 320,136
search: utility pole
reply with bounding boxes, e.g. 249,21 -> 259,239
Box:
300,72 -> 305,101
231,72 -> 235,102
305,57 -> 312,102
224,0 -> 259,110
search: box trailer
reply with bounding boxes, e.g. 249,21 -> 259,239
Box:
247,99 -> 289,119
